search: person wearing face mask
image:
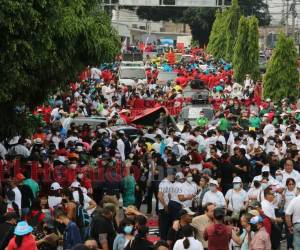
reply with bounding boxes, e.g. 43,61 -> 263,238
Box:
225,177 -> 248,216
196,110 -> 208,128
48,182 -> 62,209
252,166 -> 275,187
202,179 -> 226,208
113,218 -> 135,250
249,215 -> 271,250
181,172 -> 198,209
247,180 -> 262,202
168,172 -> 186,223
274,170 -> 284,187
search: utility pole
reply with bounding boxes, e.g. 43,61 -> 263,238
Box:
291,0 -> 297,40
286,0 -> 290,35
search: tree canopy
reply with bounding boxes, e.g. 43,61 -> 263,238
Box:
0,0 -> 121,139
264,33 -> 299,102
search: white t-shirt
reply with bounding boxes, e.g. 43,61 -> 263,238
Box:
202,190 -> 226,208
225,189 -> 248,212
170,181 -> 184,204
247,187 -> 262,201
91,68 -> 101,80
158,178 -> 173,210
48,196 -> 62,209
182,181 -> 198,208
286,195 -> 300,223
72,190 -> 92,213
12,187 -> 22,210
173,237 -> 204,250
261,199 -> 276,219
284,190 -> 297,212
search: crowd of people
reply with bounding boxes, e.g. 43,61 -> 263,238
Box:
0,46 -> 300,250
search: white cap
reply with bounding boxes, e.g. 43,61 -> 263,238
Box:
266,98 -> 271,102
209,179 -> 219,187
50,182 -> 62,191
275,169 -> 283,175
262,166 -> 270,173
233,176 -> 242,183
175,172 -> 185,180
70,181 -> 81,188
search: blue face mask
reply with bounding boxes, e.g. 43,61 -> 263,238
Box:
124,225 -> 133,234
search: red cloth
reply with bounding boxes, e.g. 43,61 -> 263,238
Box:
204,223 -> 232,250
25,210 -> 46,224
7,234 -> 37,250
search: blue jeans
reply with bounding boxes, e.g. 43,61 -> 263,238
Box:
294,223 -> 300,249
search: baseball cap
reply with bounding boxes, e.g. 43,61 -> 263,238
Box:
250,215 -> 263,225
248,210 -> 260,216
209,179 -> 219,187
16,173 -> 25,182
70,181 -> 81,188
202,168 -> 212,176
179,207 -> 195,217
175,172 -> 185,180
50,182 -> 62,191
261,166 -> 270,173
249,200 -> 261,209
233,176 -> 242,183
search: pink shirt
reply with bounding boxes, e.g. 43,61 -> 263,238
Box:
250,227 -> 271,250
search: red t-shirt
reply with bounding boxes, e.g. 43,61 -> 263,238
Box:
7,234 -> 37,250
204,223 -> 232,250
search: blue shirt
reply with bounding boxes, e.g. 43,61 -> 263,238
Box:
63,221 -> 82,250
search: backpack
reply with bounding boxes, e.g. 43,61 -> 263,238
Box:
172,144 -> 180,158
75,203 -> 90,228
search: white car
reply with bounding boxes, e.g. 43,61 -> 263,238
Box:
118,66 -> 147,87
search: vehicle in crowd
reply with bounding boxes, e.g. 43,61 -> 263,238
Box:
117,66 -> 147,87
156,71 -> 178,85
182,85 -> 210,102
108,125 -> 141,141
259,52 -> 267,73
70,116 -> 108,130
120,61 -> 144,67
180,54 -> 194,64
176,104 -> 215,131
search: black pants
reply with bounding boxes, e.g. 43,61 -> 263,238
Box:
158,209 -> 170,240
147,181 -> 159,214
168,200 -> 182,223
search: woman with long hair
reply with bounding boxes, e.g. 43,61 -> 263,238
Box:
173,224 -> 203,250
6,221 -> 37,250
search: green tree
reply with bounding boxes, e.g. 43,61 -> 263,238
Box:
207,10 -> 227,58
233,16 -> 249,83
224,0 -> 241,61
0,0 -> 121,139
264,32 -> 299,102
247,16 -> 260,81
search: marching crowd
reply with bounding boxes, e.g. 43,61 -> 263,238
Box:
1,47 -> 300,250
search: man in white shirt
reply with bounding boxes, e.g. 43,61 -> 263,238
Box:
202,179 -> 226,208
263,119 -> 275,138
9,178 -> 22,211
116,131 -> 126,162
282,159 -> 300,185
286,182 -> 300,249
157,168 -> 175,240
262,186 -> 282,224
181,173 -> 198,208
152,134 -> 162,154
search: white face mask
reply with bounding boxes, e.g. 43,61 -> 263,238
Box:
261,183 -> 268,190
186,177 -> 193,183
69,163 -> 77,169
233,183 -> 241,190
209,185 -> 217,192
78,173 -> 84,179
275,175 -> 283,182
